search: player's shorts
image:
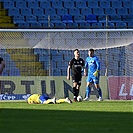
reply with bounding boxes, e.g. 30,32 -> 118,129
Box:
39,94 -> 50,104
86,74 -> 99,84
72,74 -> 82,86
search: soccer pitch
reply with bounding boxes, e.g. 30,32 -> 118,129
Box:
0,100 -> 133,133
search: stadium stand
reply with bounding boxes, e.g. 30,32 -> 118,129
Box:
0,0 -> 132,29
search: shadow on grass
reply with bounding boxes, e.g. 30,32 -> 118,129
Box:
0,108 -> 133,133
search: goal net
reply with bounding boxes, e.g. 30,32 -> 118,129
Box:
0,29 -> 133,100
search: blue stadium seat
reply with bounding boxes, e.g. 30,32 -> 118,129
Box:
15,1 -> 27,8
110,15 -> 122,23
122,15 -> 133,22
30,22 -> 42,28
103,22 -> 115,29
99,1 -> 111,8
127,22 -> 133,28
27,1 -> 39,9
64,1 -> 75,8
98,15 -> 107,23
69,8 -> 80,16
74,15 -> 86,23
86,14 -> 97,23
91,22 -> 103,29
42,22 -> 54,28
123,1 -> 133,8
111,1 -> 122,8
75,1 -> 87,8
62,14 -> 73,23
13,15 -> 25,24
39,1 -> 51,9
78,22 -> 91,29
21,8 -> 32,16
117,8 -> 128,15
129,8 -> 133,15
105,8 -> 116,15
18,22 -> 30,28
50,15 -> 62,23
3,1 -> 15,9
8,8 -> 20,16
51,1 -> 63,8
67,22 -> 78,29
38,15 -> 48,23
56,8 -> 68,16
54,22 -> 66,29
87,1 -> 99,8
25,15 -> 37,23
93,8 -> 104,15
81,8 -> 92,15
33,8 -> 44,16
45,8 -> 56,15
115,22 -> 127,29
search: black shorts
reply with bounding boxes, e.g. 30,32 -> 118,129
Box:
72,75 -> 82,86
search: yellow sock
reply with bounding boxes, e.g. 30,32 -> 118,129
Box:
43,99 -> 53,104
56,99 -> 66,104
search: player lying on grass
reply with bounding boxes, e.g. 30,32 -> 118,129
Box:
27,94 -> 72,104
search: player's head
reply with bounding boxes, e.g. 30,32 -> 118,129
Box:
74,49 -> 80,58
88,49 -> 94,57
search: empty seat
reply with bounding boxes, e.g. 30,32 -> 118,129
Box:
117,8 -> 128,15
123,1 -> 133,8
25,15 -> 37,23
51,1 -> 63,8
18,23 -> 30,28
45,8 -> 56,15
99,1 -> 110,8
62,14 -> 73,23
74,15 -> 86,23
78,22 -> 91,29
93,8 -> 104,15
86,14 -> 97,23
39,1 -> 51,8
21,8 -> 32,16
54,22 -> 66,29
42,22 -> 54,28
98,15 -> 107,23
127,22 -> 133,28
75,1 -> 87,8
111,1 -> 122,8
13,15 -> 25,24
64,1 -> 75,8
122,15 -> 133,22
3,1 -> 15,9
115,22 -> 127,29
30,22 -> 42,28
33,8 -> 44,16
91,22 -> 103,29
27,1 -> 39,8
15,1 -> 27,8
38,15 -> 48,23
50,15 -> 62,23
103,22 -> 115,29
105,8 -> 116,15
110,15 -> 122,22
129,8 -> 133,15
81,8 -> 92,15
67,22 -> 78,29
8,8 -> 20,16
87,1 -> 99,8
57,8 -> 68,15
69,8 -> 80,16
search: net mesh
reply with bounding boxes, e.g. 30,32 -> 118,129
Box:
0,29 -> 133,77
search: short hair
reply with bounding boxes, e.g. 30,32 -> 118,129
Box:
74,49 -> 79,52
89,49 -> 94,52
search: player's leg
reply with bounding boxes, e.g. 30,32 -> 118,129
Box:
56,97 -> 72,104
39,95 -> 56,104
73,82 -> 78,102
83,82 -> 91,101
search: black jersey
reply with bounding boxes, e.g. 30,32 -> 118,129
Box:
69,58 -> 85,76
0,57 -> 3,64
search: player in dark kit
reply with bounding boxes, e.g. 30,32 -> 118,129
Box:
67,49 -> 85,102
0,57 -> 5,75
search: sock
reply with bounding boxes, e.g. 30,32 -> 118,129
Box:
76,89 -> 79,97
85,86 -> 91,98
97,88 -> 102,98
73,87 -> 76,97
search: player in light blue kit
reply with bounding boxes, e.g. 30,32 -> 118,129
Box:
83,49 -> 102,101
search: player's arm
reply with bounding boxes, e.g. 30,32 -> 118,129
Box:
93,57 -> 100,77
84,58 -> 88,76
67,65 -> 70,80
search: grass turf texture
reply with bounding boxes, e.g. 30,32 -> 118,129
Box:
0,101 -> 133,133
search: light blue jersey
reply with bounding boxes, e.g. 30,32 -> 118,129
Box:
85,56 -> 100,84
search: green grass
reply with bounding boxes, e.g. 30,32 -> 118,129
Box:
0,101 -> 133,133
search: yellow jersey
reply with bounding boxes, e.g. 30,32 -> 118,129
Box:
27,94 -> 41,104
